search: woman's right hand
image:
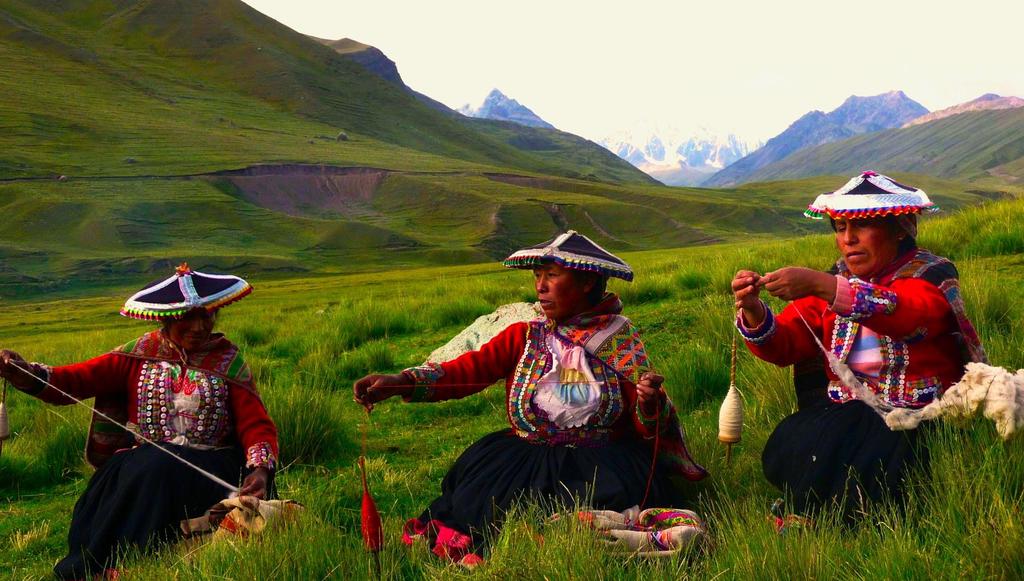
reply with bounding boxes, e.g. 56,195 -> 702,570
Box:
0,349 -> 29,384
353,373 -> 414,410
731,270 -> 766,327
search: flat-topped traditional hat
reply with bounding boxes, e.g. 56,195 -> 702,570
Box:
120,263 -> 252,320
804,171 -> 938,220
502,230 -> 633,281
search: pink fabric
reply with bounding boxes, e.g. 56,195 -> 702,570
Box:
432,525 -> 473,561
560,343 -> 589,373
830,275 -> 853,315
846,326 -> 883,380
833,275 -> 885,381
737,304 -> 768,334
402,518 -> 475,563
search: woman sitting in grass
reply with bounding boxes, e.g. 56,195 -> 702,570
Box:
0,264 -> 278,580
731,172 -> 986,526
354,231 -> 706,565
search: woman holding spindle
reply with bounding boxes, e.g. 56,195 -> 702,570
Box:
354,231 -> 707,565
0,264 -> 278,579
731,172 -> 986,524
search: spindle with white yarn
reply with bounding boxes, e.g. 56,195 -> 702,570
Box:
718,336 -> 744,464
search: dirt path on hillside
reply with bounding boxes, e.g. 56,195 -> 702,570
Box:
0,165 -> 478,182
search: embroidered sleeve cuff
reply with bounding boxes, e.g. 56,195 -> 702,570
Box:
635,396 -> 671,436
735,302 -> 776,345
401,364 -> 443,402
245,442 -> 277,470
834,278 -> 898,320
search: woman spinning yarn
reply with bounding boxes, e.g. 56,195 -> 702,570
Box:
354,231 -> 707,565
0,264 -> 278,579
732,172 -> 986,523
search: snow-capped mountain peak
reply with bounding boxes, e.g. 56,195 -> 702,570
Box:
598,125 -> 761,186
458,88 -> 555,129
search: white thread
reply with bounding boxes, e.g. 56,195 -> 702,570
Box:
8,361 -> 239,493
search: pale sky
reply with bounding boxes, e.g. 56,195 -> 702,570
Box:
242,0 -> 1024,142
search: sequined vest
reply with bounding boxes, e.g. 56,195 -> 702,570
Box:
133,360 -> 233,448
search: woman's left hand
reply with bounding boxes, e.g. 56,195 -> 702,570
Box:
760,267 -> 837,303
636,372 -> 665,417
239,467 -> 270,499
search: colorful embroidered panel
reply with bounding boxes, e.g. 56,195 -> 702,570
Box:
844,278 -> 898,320
114,330 -> 256,394
902,376 -> 942,406
245,441 -> 277,470
404,362 -> 443,402
134,361 -> 232,448
828,317 -> 915,408
506,321 -> 624,443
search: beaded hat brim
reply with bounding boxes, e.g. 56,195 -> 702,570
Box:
805,171 -> 939,220
120,265 -> 252,320
502,230 -> 633,282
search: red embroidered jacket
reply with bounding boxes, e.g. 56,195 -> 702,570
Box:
20,332 -> 278,470
403,321 -> 665,443
738,250 -> 982,408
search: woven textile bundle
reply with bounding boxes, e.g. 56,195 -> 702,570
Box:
181,496 -> 304,540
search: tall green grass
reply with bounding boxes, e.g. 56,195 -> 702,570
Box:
2,199 -> 1024,578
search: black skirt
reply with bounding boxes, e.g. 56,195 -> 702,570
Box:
54,444 -> 246,579
762,398 -> 929,519
415,429 -> 681,556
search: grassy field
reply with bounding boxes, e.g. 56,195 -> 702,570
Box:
2,198 -> 1023,579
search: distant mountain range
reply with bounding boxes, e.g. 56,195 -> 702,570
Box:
313,38 -> 1024,190
903,93 -> 1024,127
458,89 -> 555,129
453,91 -> 762,186
705,90 -> 928,187
598,128 -> 760,186
720,106 -> 1024,184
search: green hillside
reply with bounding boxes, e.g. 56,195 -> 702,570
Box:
1,170 -> 1008,298
738,108 -> 1024,184
0,0 -> 649,184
